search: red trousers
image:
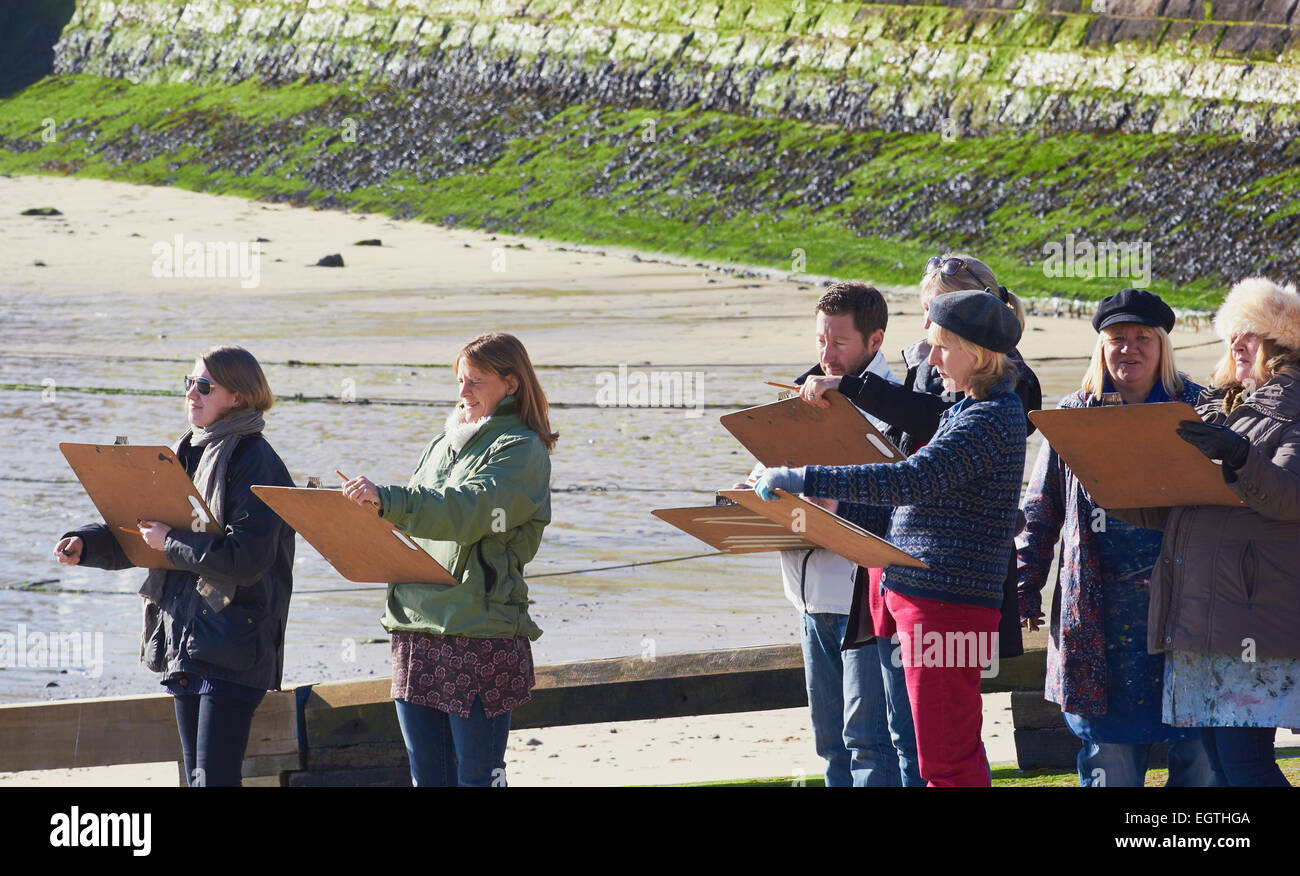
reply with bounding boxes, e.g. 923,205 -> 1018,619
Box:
883,586 -> 1001,787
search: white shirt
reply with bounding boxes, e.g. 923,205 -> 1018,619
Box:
757,350 -> 899,615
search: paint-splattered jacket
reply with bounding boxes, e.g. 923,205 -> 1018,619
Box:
1017,381 -> 1203,718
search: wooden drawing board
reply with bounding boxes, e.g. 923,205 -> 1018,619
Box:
1029,402 -> 1243,509
719,490 -> 927,569
651,503 -> 816,554
60,443 -> 217,570
251,486 -> 456,585
720,390 -> 902,467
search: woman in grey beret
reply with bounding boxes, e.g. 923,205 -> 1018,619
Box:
755,289 -> 1027,786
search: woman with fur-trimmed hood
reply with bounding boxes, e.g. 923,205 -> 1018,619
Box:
1111,276 -> 1300,787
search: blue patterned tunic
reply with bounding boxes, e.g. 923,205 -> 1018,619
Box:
805,378 -> 1026,610
1017,378 -> 1204,738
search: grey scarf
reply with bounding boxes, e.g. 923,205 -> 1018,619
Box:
138,408 -> 266,613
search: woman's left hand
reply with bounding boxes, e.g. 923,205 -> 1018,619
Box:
754,466 -> 806,501
138,520 -> 171,551
1177,421 -> 1249,469
342,475 -> 383,510
800,375 -> 841,409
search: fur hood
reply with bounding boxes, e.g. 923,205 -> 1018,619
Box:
1214,276 -> 1300,350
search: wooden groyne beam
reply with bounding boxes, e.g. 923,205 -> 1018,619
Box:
0,637 -> 1054,784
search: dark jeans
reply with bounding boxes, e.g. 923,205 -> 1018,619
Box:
173,692 -> 265,787
394,697 -> 512,787
1201,726 -> 1291,787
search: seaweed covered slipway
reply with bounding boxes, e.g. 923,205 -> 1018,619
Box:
4,0 -> 1300,306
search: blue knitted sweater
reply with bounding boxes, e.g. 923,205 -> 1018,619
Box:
803,379 -> 1026,609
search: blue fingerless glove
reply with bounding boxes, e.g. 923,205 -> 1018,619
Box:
754,466 -> 806,501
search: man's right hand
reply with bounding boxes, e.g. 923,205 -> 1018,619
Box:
54,536 -> 83,565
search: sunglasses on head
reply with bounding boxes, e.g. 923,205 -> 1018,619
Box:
184,376 -> 213,396
926,256 -> 969,277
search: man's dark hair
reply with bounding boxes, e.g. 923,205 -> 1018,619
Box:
816,281 -> 888,342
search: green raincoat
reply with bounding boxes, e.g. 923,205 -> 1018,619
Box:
377,396 -> 550,639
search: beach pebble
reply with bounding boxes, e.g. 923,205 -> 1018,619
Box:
314,254 -> 345,267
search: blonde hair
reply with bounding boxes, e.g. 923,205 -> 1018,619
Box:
1209,336 -> 1300,390
926,323 -> 1016,401
1081,323 -> 1186,400
920,253 -> 1027,333
455,333 -> 558,452
200,345 -> 274,413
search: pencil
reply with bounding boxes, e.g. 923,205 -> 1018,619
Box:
119,527 -> 142,535
335,469 -> 350,481
766,381 -> 799,391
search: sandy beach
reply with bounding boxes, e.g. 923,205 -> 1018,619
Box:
0,174 -> 1259,786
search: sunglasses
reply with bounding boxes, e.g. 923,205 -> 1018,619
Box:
926,256 -> 969,277
184,376 -> 213,396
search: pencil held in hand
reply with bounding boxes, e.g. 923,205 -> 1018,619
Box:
335,467 -> 379,509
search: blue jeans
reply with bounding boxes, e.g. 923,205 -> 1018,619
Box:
875,636 -> 924,787
394,697 -> 512,787
1201,726 -> 1291,787
173,691 -> 264,787
1064,711 -> 1216,786
801,612 -> 919,787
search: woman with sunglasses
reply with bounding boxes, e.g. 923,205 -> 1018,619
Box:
340,333 -> 557,787
53,346 -> 295,787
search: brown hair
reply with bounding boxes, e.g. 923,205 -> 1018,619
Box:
456,333 -> 558,452
200,345 -> 274,412
1209,336 -> 1300,390
816,282 -> 889,342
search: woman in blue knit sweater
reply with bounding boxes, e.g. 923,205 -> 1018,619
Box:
756,289 -> 1026,786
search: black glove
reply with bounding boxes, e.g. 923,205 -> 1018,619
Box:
1177,421 -> 1249,470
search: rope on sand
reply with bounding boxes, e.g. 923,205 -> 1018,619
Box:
1,551 -> 728,596
0,383 -> 734,410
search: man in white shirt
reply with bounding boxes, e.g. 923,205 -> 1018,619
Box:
742,283 -> 920,786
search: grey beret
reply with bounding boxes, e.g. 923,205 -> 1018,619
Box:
929,288 -> 1022,354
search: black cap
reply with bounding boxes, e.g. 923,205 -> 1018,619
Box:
929,288 -> 1022,354
1092,288 -> 1175,333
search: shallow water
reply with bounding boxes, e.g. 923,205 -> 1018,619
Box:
0,285 -> 1077,704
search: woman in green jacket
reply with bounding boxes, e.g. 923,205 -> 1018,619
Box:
343,333 -> 557,786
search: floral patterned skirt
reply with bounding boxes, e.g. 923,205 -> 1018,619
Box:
390,631 -> 535,719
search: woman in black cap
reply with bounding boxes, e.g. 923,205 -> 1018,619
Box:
799,257 -> 1041,658
1018,289 -> 1214,786
755,289 -> 1027,786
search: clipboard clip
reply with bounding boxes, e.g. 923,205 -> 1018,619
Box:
114,436 -> 129,445
1101,392 -> 1123,406
305,476 -> 322,488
